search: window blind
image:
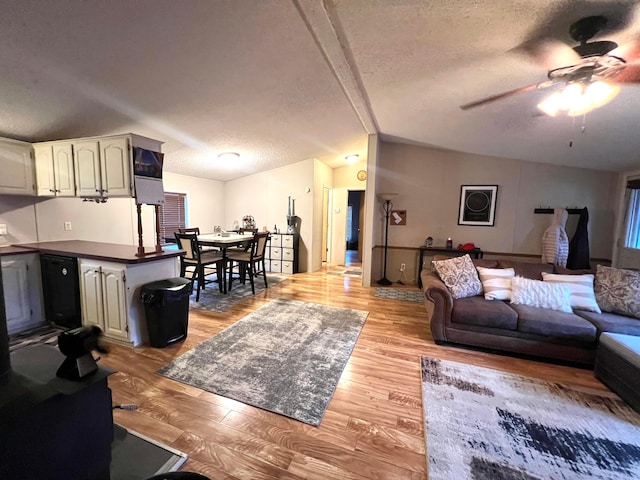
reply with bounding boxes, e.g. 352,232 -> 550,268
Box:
158,192 -> 186,244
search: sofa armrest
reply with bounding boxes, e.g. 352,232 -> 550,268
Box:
421,270 -> 453,342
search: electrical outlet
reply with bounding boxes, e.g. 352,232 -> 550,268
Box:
400,263 -> 406,272
0,224 -> 7,236
64,221 -> 72,231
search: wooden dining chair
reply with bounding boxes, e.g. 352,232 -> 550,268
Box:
174,232 -> 224,301
226,232 -> 269,294
178,227 -> 216,252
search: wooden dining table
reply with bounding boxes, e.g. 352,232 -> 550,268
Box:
197,232 -> 253,293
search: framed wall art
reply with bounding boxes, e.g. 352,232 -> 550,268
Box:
458,185 -> 498,226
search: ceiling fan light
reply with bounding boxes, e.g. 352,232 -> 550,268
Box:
537,92 -> 562,116
585,81 -> 620,107
559,83 -> 584,110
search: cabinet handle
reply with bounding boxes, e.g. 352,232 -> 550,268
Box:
95,189 -> 100,193
49,189 -> 55,193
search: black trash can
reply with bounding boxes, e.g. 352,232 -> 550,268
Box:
141,277 -> 192,348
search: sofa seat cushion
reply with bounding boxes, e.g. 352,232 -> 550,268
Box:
574,310 -> 640,337
511,304 -> 597,343
497,260 -> 554,280
452,296 -> 518,330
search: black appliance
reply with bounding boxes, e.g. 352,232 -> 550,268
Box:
40,254 -> 81,328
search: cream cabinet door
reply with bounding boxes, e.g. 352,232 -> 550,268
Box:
0,138 -> 35,195
74,140 -> 102,197
33,144 -> 56,196
100,137 -> 132,197
100,265 -> 128,340
1,257 -> 30,334
52,143 -> 75,196
79,260 -> 104,330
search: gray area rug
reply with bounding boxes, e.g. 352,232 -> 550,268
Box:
375,287 -> 423,303
158,299 -> 368,426
189,274 -> 286,312
421,356 -> 640,479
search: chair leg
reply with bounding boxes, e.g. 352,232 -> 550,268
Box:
261,259 -> 268,288
248,263 -> 255,294
228,260 -> 234,291
216,261 -> 224,292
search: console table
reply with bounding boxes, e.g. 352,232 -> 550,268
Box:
418,246 -> 484,288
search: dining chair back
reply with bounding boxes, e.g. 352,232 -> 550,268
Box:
226,232 -> 270,294
178,227 -> 201,234
174,232 -> 224,301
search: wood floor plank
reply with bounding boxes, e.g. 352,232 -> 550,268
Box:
98,265 -> 607,479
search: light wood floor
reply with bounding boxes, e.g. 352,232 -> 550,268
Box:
102,267 -> 607,480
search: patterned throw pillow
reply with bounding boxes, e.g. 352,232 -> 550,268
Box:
432,254 -> 483,299
510,276 -> 572,313
476,267 -> 515,300
541,272 -> 601,313
594,265 -> 640,319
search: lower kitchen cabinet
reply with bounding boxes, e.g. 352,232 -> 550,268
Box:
1,253 -> 44,334
78,257 -> 179,346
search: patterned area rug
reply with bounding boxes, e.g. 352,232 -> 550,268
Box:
158,299 -> 368,425
189,274 -> 287,312
421,356 -> 640,479
375,287 -> 423,303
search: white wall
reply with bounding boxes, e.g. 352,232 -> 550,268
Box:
163,172 -> 225,232
371,141 -> 619,283
0,172 -> 225,248
225,159 -> 316,272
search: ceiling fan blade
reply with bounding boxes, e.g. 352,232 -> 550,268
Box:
612,64 -> 640,83
609,39 -> 640,63
460,81 -> 555,111
511,39 -> 581,70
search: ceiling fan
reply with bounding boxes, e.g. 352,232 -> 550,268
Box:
460,15 -> 640,116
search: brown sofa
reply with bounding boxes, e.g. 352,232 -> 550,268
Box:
422,258 -> 640,365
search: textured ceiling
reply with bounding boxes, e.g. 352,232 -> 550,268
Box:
0,1 -> 639,182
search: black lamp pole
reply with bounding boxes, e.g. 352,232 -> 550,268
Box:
377,195 -> 396,286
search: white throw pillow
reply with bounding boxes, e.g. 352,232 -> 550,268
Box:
510,276 -> 572,313
476,267 -> 515,300
432,254 -> 483,299
541,272 -> 601,313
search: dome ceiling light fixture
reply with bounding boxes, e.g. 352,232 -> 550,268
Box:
345,154 -> 359,163
217,152 -> 240,161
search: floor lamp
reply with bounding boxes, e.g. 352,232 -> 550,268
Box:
377,193 -> 398,286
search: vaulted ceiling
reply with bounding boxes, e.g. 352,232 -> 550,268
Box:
1,0 -> 639,182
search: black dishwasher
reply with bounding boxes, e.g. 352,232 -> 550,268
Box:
40,254 -> 81,328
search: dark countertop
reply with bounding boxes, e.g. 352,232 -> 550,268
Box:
4,240 -> 183,264
0,245 -> 36,257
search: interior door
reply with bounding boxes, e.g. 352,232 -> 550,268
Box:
357,191 -> 365,262
322,187 -> 329,263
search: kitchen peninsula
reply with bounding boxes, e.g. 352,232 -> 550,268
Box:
3,240 -> 182,346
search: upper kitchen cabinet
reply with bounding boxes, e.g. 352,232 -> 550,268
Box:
33,142 -> 75,196
0,137 -> 35,195
75,134 -> 162,199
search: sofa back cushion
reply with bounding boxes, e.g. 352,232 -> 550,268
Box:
497,260 -> 554,280
432,254 -> 483,299
594,265 -> 640,319
476,267 -> 515,300
510,276 -> 572,313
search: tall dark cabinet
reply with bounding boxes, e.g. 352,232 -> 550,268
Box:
40,254 -> 81,328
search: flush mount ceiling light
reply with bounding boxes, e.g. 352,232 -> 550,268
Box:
217,152 -> 240,161
345,154 -> 359,163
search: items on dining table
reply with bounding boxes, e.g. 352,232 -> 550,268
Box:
243,215 -> 256,230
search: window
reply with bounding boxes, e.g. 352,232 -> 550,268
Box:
625,188 -> 640,249
158,192 -> 186,244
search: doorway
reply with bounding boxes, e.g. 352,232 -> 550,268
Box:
346,190 -> 365,267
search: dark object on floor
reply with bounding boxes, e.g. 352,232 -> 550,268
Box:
56,325 -> 107,380
595,332 -> 640,414
141,278 -> 192,348
9,324 -> 65,352
145,473 -> 209,479
111,424 -> 188,480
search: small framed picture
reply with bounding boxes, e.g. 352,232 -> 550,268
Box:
390,210 -> 406,226
458,185 -> 498,226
